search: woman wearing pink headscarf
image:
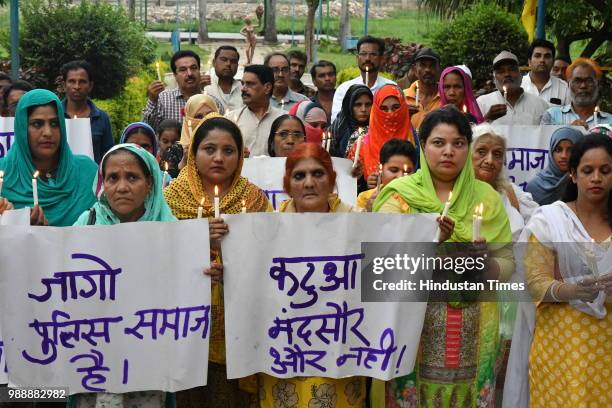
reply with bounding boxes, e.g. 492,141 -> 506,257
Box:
289,100 -> 328,144
438,66 -> 484,124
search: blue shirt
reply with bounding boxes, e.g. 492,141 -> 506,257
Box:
62,99 -> 114,163
541,104 -> 611,126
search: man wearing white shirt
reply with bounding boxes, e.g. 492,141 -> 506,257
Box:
331,36 -> 395,122
203,46 -> 243,112
521,39 -> 570,106
477,51 -> 549,125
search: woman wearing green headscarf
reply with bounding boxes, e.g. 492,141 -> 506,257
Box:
373,107 -> 513,408
72,143 -> 176,407
0,89 -> 97,226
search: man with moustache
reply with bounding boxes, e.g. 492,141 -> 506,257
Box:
310,60 -> 337,121
404,48 -> 442,129
225,64 -> 283,156
477,51 -> 549,125
288,50 -> 316,98
60,60 -> 114,163
331,35 -> 395,122
521,39 -> 570,106
142,50 -> 213,130
542,58 -> 611,127
264,52 -> 309,111
203,45 -> 243,112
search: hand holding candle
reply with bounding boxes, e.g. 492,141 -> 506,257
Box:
214,185 -> 220,218
32,170 -> 40,207
433,191 -> 452,242
502,86 -> 508,103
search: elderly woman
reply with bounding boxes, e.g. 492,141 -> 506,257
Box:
0,89 -> 97,226
472,123 -> 538,239
71,143 -> 177,407
164,116 -> 271,406
267,114 -> 306,157
258,143 -> 365,408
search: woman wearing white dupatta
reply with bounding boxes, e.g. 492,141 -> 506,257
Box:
512,134 -> 611,407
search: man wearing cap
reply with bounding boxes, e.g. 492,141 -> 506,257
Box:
477,50 -> 549,125
331,35 -> 396,122
521,39 -> 571,106
405,47 -> 442,129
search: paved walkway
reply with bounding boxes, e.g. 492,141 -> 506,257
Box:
147,31 -> 336,44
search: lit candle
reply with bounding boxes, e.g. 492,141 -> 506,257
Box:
473,202 -> 483,241
321,133 -> 326,148
197,197 -> 204,219
0,170 -> 4,197
433,191 -> 452,242
73,114 -> 77,119
187,120 -> 193,141
353,135 -> 362,168
241,199 -> 247,214
593,106 -> 599,126
415,81 -> 420,107
214,185 -> 220,218
280,99 -> 285,111
376,163 -> 382,192
32,170 -> 39,207
156,61 -> 162,82
365,66 -> 369,87
403,164 -> 408,177
162,162 -> 169,187
502,85 -> 508,103
326,132 -> 332,151
462,104 -> 467,114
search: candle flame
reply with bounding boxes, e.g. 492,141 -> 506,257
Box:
33,170 -> 39,179
403,164 -> 408,172
156,61 -> 160,68
594,106 -> 599,113
241,199 -> 246,207
415,81 -> 419,89
164,161 -> 169,171
462,104 -> 467,113
475,202 -> 483,216
188,120 -> 192,127
365,66 -> 369,72
379,163 -> 382,171
0,170 -> 4,178
74,115 -> 77,119
199,198 -> 205,206
214,185 -> 219,196
502,85 -> 507,93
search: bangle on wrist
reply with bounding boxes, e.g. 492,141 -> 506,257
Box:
550,281 -> 562,302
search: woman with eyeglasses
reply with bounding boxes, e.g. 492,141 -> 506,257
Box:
267,114 -> 307,157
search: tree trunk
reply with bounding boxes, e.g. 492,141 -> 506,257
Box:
264,0 -> 278,44
556,36 -> 570,58
338,0 -> 350,50
128,0 -> 136,21
198,0 -> 209,42
305,4 -> 317,63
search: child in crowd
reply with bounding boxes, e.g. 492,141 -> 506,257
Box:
357,139 -> 417,211
157,119 -> 181,159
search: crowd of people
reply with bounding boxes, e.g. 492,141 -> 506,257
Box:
0,34 -> 610,408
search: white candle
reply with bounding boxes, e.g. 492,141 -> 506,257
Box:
280,99 -> 285,111
321,133 -> 326,148
502,86 -> 508,103
376,163 -> 382,192
214,185 -> 220,218
162,162 -> 169,187
73,115 -> 77,119
156,61 -> 162,82
353,136 -> 362,168
326,132 -> 331,152
241,199 -> 247,214
593,106 -> 599,126
473,202 -> 483,241
197,197 -> 204,219
433,191 -> 452,242
32,170 -> 39,206
403,164 -> 408,177
365,66 -> 369,87
0,170 -> 4,197
187,120 -> 193,141
415,81 -> 420,106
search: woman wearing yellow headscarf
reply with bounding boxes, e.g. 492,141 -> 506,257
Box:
164,116 -> 271,407
373,107 -> 513,408
179,94 -> 220,149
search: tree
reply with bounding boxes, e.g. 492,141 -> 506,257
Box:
264,0 -> 277,43
418,0 -> 610,59
304,0 -> 319,63
338,0 -> 351,50
128,0 -> 136,21
198,0 -> 209,42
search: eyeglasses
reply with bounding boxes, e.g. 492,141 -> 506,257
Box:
271,67 -> 290,74
570,77 -> 596,87
275,131 -> 305,139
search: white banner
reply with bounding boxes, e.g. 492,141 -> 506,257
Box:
496,125 -> 586,191
0,117 -> 94,160
0,220 -> 211,394
0,325 -> 7,384
242,157 -> 358,209
222,212 -> 435,380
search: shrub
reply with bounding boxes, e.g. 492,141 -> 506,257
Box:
21,0 -> 156,99
431,1 -> 529,88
